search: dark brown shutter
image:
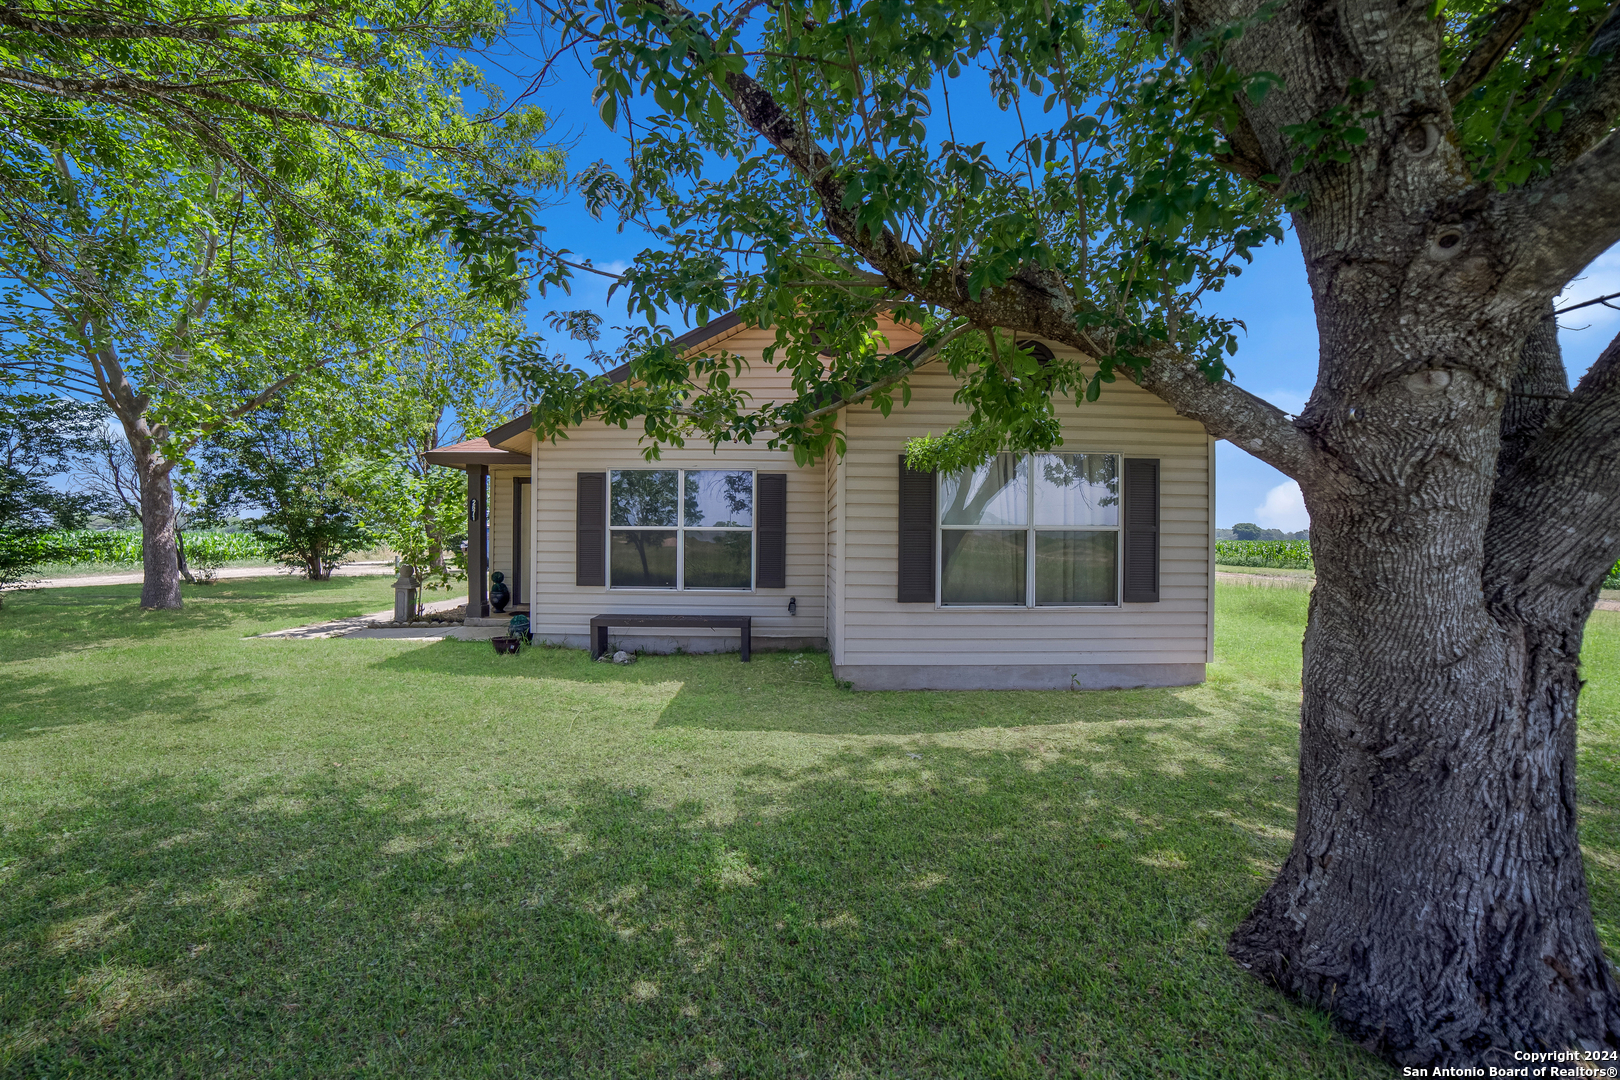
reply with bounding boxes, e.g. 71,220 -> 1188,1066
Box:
1122,458 -> 1160,603
756,473 -> 787,588
898,455 -> 936,603
576,472 -> 606,586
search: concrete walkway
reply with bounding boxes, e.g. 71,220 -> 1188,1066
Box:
253,596 -> 508,642
36,562 -> 397,589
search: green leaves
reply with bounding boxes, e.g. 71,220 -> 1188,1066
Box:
1278,81 -> 1383,173
0,0 -> 562,281
511,0 -> 1302,470
405,180 -> 549,312
1442,0 -> 1617,183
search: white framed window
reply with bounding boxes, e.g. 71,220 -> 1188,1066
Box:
938,452 -> 1120,607
609,469 -> 754,590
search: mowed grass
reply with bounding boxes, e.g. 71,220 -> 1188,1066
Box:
0,580 -> 1615,1078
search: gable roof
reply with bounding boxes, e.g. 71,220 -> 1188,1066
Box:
480,311 -> 750,451
469,309 -> 950,454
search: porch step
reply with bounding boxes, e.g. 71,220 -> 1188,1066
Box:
465,614 -> 528,627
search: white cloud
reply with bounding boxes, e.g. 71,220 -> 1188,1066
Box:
1255,481 -> 1309,531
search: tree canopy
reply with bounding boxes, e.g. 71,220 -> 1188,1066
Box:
0,0 -> 558,301
0,0 -> 562,607
511,0 -> 1617,472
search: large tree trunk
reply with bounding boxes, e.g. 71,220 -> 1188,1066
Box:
126,423 -> 182,611
137,463 -> 181,610
1230,557 -> 1620,1062
1226,296 -> 1620,1060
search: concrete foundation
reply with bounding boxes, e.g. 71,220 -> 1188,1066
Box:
830,662 -> 1206,691
542,633 -> 827,655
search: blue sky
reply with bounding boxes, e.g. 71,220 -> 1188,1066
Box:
479,25 -> 1620,530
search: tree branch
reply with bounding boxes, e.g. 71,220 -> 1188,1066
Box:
1497,302 -> 1568,481
1555,289 -> 1620,317
169,320 -> 433,459
0,66 -> 473,156
1531,4 -> 1620,168
1445,0 -> 1549,106
0,6 -> 328,41
1500,129 -> 1620,298
1483,326 -> 1620,621
629,0 -> 1319,480
1210,110 -> 1282,189
1135,344 -> 1319,480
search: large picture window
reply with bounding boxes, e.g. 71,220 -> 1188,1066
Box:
609,469 -> 754,590
939,452 -> 1119,606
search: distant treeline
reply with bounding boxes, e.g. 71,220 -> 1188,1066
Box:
1215,525 -> 1310,542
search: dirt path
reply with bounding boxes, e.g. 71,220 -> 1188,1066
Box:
1215,570 -> 1314,590
30,562 -> 396,589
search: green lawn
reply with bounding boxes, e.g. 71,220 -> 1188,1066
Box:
1,578 -> 1616,1078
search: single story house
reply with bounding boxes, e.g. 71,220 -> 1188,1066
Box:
423,313 -> 1216,690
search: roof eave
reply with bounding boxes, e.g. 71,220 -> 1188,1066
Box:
481,310 -> 750,450
421,449 -> 531,468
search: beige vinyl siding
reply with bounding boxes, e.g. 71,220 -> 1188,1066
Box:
522,425 -> 825,649
490,314 -> 1209,668
486,467 -> 528,590
681,322 -> 924,405
834,361 -> 1212,668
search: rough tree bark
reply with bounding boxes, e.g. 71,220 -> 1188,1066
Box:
1181,0 -> 1620,1063
134,446 -> 181,610
614,0 -> 1620,1061
110,385 -> 183,610
86,330 -> 185,611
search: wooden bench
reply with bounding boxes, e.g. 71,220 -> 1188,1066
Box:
590,614 -> 752,662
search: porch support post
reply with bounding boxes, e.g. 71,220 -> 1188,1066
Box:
467,464 -> 489,617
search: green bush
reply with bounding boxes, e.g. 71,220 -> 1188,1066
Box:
1215,539 -> 1313,570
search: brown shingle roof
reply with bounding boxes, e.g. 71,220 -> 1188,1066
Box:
421,437 -> 531,468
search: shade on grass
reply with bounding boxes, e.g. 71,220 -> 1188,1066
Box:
0,577 -> 1615,1078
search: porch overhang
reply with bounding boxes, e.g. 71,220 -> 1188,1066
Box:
421,438 -> 531,469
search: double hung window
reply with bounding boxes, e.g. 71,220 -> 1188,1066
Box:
609,469 -> 754,590
938,452 -> 1120,606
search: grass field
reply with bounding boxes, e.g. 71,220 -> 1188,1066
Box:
1,577 -> 1616,1078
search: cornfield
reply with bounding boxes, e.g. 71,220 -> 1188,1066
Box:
1214,539 -> 1313,570
31,529 -> 271,567
1217,539 -> 1620,589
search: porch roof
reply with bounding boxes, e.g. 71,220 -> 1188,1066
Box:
420,437 -> 531,468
